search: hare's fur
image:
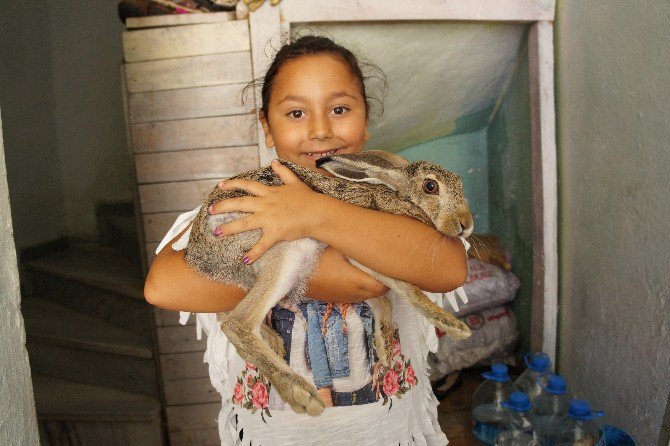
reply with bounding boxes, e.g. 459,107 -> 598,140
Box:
185,151 -> 473,416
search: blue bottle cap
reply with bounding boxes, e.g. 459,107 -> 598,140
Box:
542,374 -> 567,395
482,363 -> 510,382
569,399 -> 605,421
502,391 -> 532,412
524,352 -> 551,372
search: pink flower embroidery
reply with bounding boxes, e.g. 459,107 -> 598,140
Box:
377,326 -> 416,407
245,362 -> 257,371
233,382 -> 245,404
404,365 -> 417,386
393,338 -> 401,356
251,381 -> 269,409
383,369 -> 400,396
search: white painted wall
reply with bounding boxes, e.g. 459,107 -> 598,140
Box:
556,1 -> 670,443
0,111 -> 40,445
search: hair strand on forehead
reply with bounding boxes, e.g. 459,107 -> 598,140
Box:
252,35 -> 387,121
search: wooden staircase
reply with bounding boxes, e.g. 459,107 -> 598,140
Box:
21,203 -> 165,446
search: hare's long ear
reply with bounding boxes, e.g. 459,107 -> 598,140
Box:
316,150 -> 409,193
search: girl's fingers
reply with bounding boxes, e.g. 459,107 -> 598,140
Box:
208,195 -> 261,215
271,159 -> 303,184
242,232 -> 278,264
214,215 -> 260,237
219,178 -> 270,196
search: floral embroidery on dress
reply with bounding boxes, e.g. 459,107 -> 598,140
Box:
232,362 -> 272,421
374,327 -> 417,409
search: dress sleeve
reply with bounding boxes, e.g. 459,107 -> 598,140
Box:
155,206 -> 201,255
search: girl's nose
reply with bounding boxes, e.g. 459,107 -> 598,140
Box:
309,114 -> 333,140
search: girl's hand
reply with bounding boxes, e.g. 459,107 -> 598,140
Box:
209,160 -> 321,263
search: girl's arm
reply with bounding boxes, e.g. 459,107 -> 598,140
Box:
144,227 -> 388,313
212,161 -> 468,293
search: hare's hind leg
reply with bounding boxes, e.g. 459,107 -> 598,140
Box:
367,296 -> 395,367
350,260 -> 471,340
260,323 -> 285,358
220,241 -> 325,416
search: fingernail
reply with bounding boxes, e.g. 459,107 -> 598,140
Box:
242,256 -> 251,264
218,181 -> 226,189
214,227 -> 222,236
208,205 -> 214,214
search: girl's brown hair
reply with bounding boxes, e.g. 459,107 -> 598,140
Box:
257,35 -> 387,120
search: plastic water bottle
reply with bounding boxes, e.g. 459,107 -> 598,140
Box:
531,374 -> 571,445
495,392 -> 535,446
472,363 -> 519,444
514,352 -> 551,402
595,424 -> 636,446
554,399 -> 604,446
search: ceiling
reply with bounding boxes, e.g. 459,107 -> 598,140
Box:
294,22 -> 528,152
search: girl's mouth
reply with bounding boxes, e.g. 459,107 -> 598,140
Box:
303,148 -> 340,160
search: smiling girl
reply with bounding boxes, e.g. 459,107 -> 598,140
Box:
145,36 -> 467,445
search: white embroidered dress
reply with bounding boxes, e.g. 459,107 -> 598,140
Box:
157,207 -> 468,446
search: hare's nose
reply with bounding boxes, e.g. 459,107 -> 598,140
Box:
458,209 -> 474,238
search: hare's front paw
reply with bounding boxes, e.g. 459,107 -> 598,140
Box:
271,369 -> 325,416
374,323 -> 395,367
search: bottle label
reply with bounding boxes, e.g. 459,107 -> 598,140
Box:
472,420 -> 501,445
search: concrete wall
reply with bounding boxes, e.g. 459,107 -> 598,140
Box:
555,1 -> 670,443
398,129 -> 490,232
47,0 -> 134,239
0,1 -> 66,249
0,111 -> 40,445
0,1 -> 133,249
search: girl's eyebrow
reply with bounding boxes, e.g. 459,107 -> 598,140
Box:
277,91 -> 359,105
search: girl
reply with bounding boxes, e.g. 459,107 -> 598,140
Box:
145,35 -> 467,445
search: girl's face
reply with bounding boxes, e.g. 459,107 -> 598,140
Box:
260,54 -> 369,173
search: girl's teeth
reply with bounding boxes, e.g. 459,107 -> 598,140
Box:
307,149 -> 337,158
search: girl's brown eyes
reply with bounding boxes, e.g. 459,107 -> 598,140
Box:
287,107 -> 348,119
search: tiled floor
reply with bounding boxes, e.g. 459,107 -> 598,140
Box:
436,365 -> 523,446
436,368 -> 484,446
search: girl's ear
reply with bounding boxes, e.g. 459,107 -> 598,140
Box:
259,110 -> 275,148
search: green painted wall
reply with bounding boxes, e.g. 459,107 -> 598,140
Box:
397,50 -> 534,353
487,44 -> 534,353
556,1 -> 670,443
398,129 -> 490,233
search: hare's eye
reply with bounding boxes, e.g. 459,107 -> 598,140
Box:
422,179 -> 439,195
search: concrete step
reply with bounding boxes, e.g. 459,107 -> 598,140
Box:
34,375 -> 161,421
25,244 -> 145,300
24,245 -> 152,337
97,202 -> 142,265
22,298 -> 152,359
34,375 -> 164,445
24,298 -> 159,397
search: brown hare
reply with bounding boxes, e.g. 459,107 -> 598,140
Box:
185,150 -> 473,416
